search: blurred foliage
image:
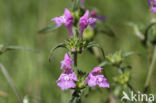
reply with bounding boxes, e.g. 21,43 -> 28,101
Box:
0,0 -> 156,103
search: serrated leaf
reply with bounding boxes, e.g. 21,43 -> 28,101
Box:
48,43 -> 66,62
39,22 -> 58,34
87,42 -> 105,58
72,0 -> 80,12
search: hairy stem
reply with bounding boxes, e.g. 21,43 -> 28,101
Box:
0,62 -> 22,103
73,52 -> 78,74
144,46 -> 156,93
71,52 -> 81,103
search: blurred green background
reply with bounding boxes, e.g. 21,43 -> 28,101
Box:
0,0 -> 155,103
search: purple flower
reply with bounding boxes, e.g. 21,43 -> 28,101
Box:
90,10 -> 106,28
51,8 -> 74,37
85,67 -> 110,88
61,53 -> 73,70
56,68 -> 77,90
79,10 -> 96,37
148,0 -> 156,13
151,6 -> 156,13
148,0 -> 156,6
90,10 -> 106,21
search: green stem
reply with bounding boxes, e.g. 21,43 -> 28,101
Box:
73,52 -> 78,74
71,52 -> 81,103
70,90 -> 81,103
0,62 -> 22,103
144,46 -> 156,93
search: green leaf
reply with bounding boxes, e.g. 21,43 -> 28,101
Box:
97,24 -> 116,37
7,46 -> 38,52
143,22 -> 156,46
0,44 -> 38,55
39,22 -> 58,34
98,61 -> 109,67
48,43 -> 66,62
123,51 -> 136,58
87,42 -> 105,58
72,0 -> 80,12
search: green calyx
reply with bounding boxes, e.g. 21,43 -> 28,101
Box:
75,70 -> 88,89
107,51 -> 123,66
65,38 -> 87,53
113,71 -> 130,85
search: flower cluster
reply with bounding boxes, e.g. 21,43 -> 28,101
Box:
85,67 -> 110,88
56,53 -> 77,90
51,8 -> 96,37
56,53 -> 109,90
148,0 -> 156,13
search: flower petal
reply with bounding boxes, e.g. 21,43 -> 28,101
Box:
79,10 -> 89,36
97,76 -> 110,88
51,16 -> 65,27
57,80 -> 76,90
61,53 -> 73,70
64,8 -> 74,37
150,7 -> 156,13
88,77 -> 97,87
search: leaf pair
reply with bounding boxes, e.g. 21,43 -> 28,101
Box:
98,51 -> 136,68
48,40 -> 105,62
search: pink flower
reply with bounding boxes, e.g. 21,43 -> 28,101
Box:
56,68 -> 77,90
51,8 -> 74,37
79,10 -> 96,37
90,10 -> 106,21
90,10 -> 107,28
148,0 -> 156,13
61,53 -> 73,70
85,67 -> 110,88
151,6 -> 156,13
